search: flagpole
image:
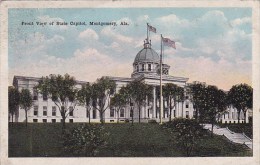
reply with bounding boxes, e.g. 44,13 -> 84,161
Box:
147,23 -> 149,42
160,34 -> 163,124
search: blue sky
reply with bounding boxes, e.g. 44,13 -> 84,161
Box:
8,8 -> 252,90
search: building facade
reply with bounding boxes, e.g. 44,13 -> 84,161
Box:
11,39 -> 250,124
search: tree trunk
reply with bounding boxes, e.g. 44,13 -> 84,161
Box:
237,109 -> 241,123
132,109 -> 134,125
100,111 -> 104,124
61,106 -> 66,131
25,110 -> 28,127
138,105 -> 141,123
211,122 -> 214,137
88,110 -> 91,124
117,110 -> 119,123
243,110 -> 247,124
87,107 -> 91,124
169,99 -> 172,122
182,102 -> 184,118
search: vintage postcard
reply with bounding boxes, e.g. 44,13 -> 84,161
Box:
0,0 -> 260,165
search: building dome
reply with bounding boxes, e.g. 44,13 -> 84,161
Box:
134,47 -> 160,64
131,39 -> 162,78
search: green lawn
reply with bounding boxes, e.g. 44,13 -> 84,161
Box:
9,123 -> 252,157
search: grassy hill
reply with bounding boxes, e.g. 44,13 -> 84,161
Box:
9,123 -> 252,157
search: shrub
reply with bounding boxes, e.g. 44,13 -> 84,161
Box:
166,118 -> 205,156
148,119 -> 157,124
62,124 -> 109,156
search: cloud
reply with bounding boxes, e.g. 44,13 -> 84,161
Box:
9,10 -> 252,91
165,56 -> 251,90
101,26 -> 133,43
10,47 -> 117,83
230,17 -> 251,27
105,42 -> 123,52
78,28 -> 99,40
156,14 -> 190,28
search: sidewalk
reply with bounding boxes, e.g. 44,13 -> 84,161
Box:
203,124 -> 252,149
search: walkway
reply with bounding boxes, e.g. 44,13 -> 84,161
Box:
203,124 -> 252,149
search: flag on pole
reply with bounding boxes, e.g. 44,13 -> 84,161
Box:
147,24 -> 156,33
162,37 -> 176,49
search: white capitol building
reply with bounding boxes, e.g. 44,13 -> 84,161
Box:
11,39 -> 249,124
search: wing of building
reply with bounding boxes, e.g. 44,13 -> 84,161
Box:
11,39 -> 250,124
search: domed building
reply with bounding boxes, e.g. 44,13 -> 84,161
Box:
12,38 -> 249,124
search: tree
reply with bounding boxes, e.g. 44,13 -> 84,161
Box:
202,85 -> 227,137
163,83 -> 184,121
127,80 -> 151,123
77,83 -> 93,124
63,124 -> 109,156
19,88 -> 33,127
92,77 -> 116,124
166,118 -> 205,156
8,86 -> 20,124
110,93 -> 127,123
186,82 -> 207,122
228,84 -> 253,124
36,74 -> 78,130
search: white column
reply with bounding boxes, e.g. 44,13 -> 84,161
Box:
153,86 -> 156,118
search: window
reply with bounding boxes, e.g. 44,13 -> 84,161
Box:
110,120 -> 114,122
148,109 -> 150,118
185,103 -> 189,108
52,119 -> 56,123
52,106 -> 56,116
141,64 -> 145,71
34,106 -> 38,116
69,119 -> 73,123
43,93 -> 48,101
148,64 -> 151,71
69,106 -> 73,116
173,110 -> 176,117
33,119 -> 38,123
43,119 -> 47,123
120,109 -> 124,117
137,65 -> 139,71
186,111 -> 189,118
185,96 -> 189,99
110,109 -> 114,117
43,106 -> 47,116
